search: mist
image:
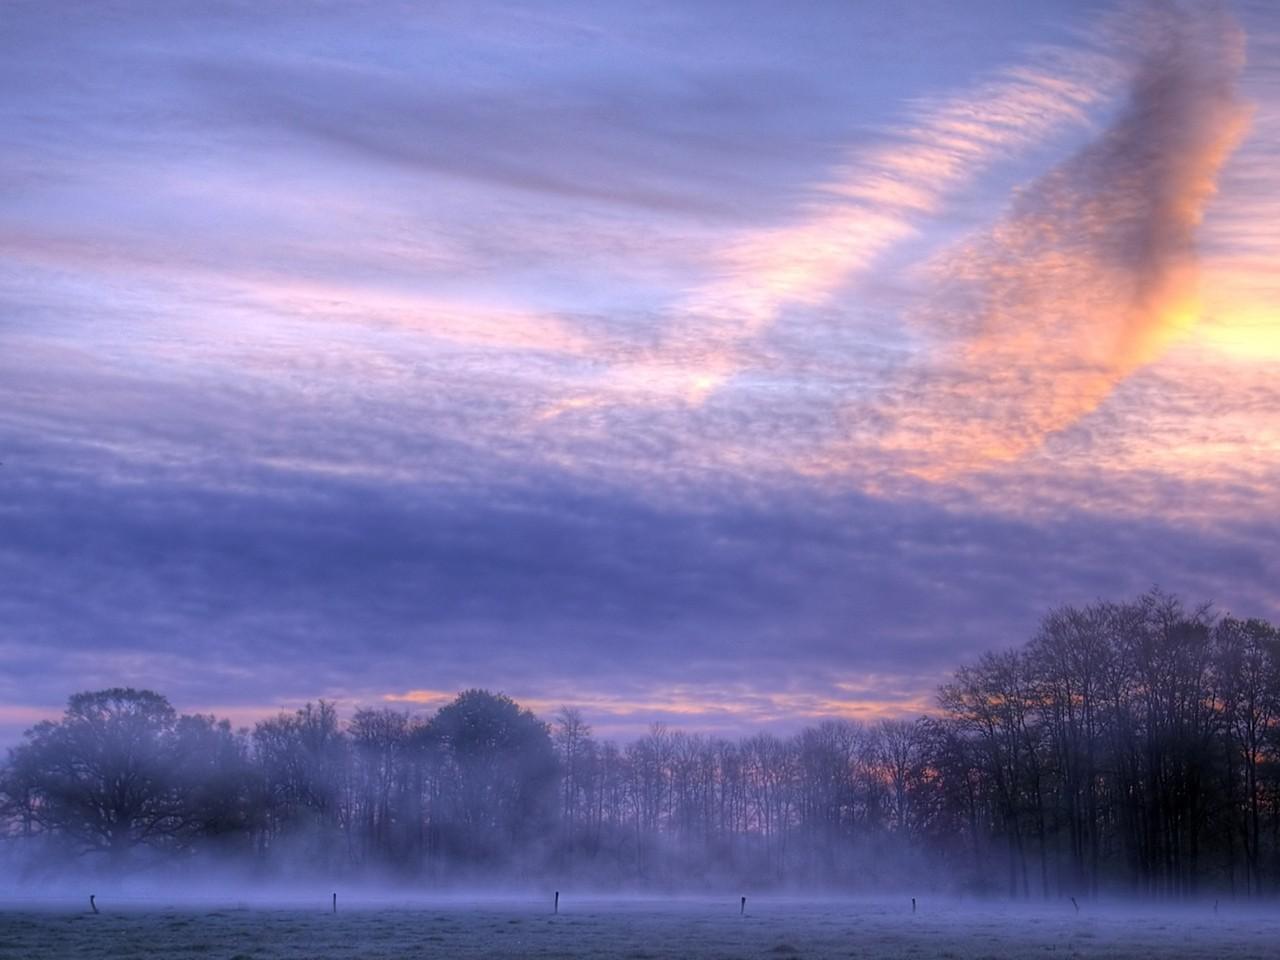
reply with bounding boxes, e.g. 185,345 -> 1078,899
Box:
4,590 -> 1279,909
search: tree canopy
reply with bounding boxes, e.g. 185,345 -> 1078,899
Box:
4,594 -> 1280,895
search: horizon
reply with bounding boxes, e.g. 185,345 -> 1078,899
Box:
3,0 -> 1279,747
0,580 -> 1268,749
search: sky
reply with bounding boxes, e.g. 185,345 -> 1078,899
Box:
1,0 -> 1278,742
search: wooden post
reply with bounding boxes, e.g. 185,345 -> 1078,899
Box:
911,897 -> 916,914
332,893 -> 337,914
740,896 -> 746,916
554,891 -> 559,915
1070,897 -> 1079,914
89,895 -> 98,915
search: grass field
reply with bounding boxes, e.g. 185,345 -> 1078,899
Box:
1,895 -> 1275,959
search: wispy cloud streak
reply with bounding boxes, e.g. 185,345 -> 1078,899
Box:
546,38 -> 1117,410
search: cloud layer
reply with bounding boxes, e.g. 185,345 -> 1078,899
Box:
1,0 -> 1277,741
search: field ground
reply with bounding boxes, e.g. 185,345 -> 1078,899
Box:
1,895 -> 1276,960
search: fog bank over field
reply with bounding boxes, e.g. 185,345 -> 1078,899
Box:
4,592 -> 1280,901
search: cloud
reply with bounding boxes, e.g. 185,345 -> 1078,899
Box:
3,370 -> 1277,743
855,3 -> 1250,478
1,0 -> 1277,748
540,30 -> 1119,412
180,48 -> 828,226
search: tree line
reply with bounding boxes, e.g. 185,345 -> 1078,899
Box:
3,590 -> 1279,897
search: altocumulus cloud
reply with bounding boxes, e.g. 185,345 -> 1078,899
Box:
1,392 -> 1276,741
1,0 -> 1278,741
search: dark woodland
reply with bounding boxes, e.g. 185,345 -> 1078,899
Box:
4,590 -> 1279,898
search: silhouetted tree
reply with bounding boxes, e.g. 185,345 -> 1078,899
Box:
428,689 -> 557,863
4,591 -> 1280,895
5,689 -> 192,860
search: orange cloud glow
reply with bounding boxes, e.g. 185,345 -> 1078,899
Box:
853,7 -> 1251,480
384,678 -> 932,734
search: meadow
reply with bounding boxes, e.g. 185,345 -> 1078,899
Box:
1,895 -> 1275,960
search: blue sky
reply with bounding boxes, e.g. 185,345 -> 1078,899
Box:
2,0 -> 1278,740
